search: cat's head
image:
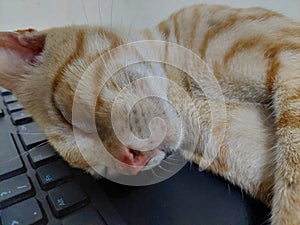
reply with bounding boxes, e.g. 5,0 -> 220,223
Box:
0,26 -> 183,176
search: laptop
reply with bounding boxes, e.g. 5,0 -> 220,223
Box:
0,87 -> 270,225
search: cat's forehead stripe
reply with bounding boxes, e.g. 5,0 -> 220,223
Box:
172,8 -> 184,43
189,7 -> 201,47
49,27 -> 127,126
51,29 -> 85,94
51,29 -> 85,124
158,21 -> 170,40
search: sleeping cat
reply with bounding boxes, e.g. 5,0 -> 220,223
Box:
0,4 -> 299,225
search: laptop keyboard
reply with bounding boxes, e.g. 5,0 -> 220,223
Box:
0,88 -> 126,225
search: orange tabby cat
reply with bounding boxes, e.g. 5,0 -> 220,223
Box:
0,4 -> 299,225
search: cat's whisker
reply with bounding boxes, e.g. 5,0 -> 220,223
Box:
150,168 -> 165,180
114,79 -> 123,91
164,157 -> 182,163
0,70 -> 25,80
97,0 -> 103,26
157,164 -> 173,173
168,151 -> 181,158
100,57 -> 113,81
0,131 -> 43,135
125,72 -> 133,90
240,188 -> 244,200
16,142 -> 49,158
162,159 -> 180,166
27,141 -> 48,151
227,184 -> 231,195
95,34 -> 103,58
164,152 -> 182,161
188,160 -> 193,170
0,140 -> 46,162
13,132 -> 45,135
261,110 -> 276,124
263,212 -> 273,225
110,0 -> 114,32
81,0 -> 89,25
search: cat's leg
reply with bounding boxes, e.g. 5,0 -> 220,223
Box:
268,52 -> 300,225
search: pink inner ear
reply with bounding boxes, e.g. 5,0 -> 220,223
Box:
0,31 -> 46,90
0,31 -> 45,63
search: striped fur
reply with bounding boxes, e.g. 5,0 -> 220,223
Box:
0,4 -> 300,224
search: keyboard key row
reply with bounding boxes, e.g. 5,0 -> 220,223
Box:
0,174 -> 34,209
37,160 -> 72,190
1,198 -> 45,225
3,95 -> 17,104
28,143 -> 58,168
0,88 -> 11,96
7,102 -> 24,113
18,122 -> 47,150
0,108 -> 5,117
0,134 -> 25,181
48,182 -> 89,217
2,200 -> 105,225
1,177 -> 91,222
0,93 -> 107,224
11,110 -> 32,125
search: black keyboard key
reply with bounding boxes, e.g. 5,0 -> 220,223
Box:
18,122 -> 47,150
0,174 -> 34,209
48,182 -> 89,217
3,95 -> 17,104
0,134 -> 25,181
62,207 -> 106,225
1,198 -> 45,225
37,160 -> 72,190
7,102 -> 24,113
0,88 -> 11,96
0,108 -> 4,117
28,143 -> 58,168
11,110 -> 32,125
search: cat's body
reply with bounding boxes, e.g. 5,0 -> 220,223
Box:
0,4 -> 299,225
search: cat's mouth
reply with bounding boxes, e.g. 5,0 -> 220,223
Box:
140,149 -> 166,171
112,147 -> 166,175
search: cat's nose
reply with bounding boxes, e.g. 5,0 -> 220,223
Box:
113,147 -> 162,175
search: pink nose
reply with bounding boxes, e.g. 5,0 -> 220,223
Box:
113,147 -> 159,175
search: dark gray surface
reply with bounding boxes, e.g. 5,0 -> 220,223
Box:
99,163 -> 270,225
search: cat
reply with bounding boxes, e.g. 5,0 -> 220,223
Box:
0,4 -> 299,225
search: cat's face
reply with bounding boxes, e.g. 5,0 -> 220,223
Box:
0,26 -> 183,176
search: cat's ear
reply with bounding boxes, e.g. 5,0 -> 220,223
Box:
0,29 -> 46,90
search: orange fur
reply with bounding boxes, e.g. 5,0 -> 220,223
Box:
0,4 -> 299,225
